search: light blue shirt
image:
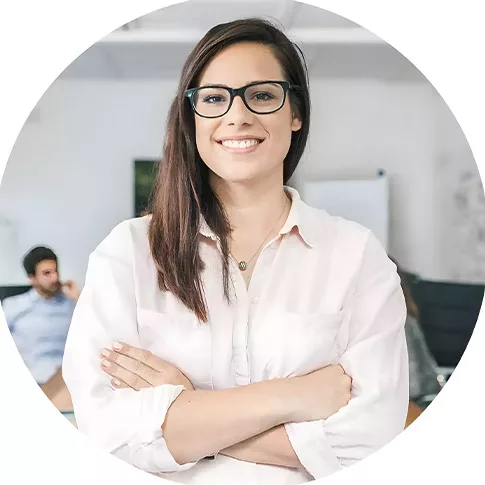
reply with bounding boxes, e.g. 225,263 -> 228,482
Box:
3,289 -> 75,384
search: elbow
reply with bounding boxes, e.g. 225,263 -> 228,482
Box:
162,425 -> 200,466
166,447 -> 196,468
119,435 -> 197,474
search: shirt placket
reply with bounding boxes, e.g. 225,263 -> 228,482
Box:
230,241 -> 276,387
230,260 -> 251,387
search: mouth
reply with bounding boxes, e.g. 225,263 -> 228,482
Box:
215,137 -> 265,153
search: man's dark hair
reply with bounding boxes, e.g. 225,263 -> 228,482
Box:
23,246 -> 58,277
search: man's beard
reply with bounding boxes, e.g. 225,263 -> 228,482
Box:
36,282 -> 61,297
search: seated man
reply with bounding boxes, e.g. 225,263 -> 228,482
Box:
2,246 -> 80,384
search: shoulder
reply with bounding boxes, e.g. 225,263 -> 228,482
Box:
302,200 -> 373,250
2,290 -> 35,319
301,201 -> 392,273
93,216 -> 151,262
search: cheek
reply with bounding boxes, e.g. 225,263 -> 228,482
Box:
195,120 -> 216,162
266,118 -> 293,154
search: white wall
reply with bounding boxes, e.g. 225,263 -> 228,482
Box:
0,77 -> 482,285
432,90 -> 485,282
0,80 -> 176,285
293,79 -> 441,279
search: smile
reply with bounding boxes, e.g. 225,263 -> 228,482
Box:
217,138 -> 264,153
221,139 -> 260,148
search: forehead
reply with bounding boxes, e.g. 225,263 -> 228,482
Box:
36,259 -> 57,273
198,42 -> 285,87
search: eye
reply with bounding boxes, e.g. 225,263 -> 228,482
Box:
202,94 -> 226,104
252,91 -> 275,102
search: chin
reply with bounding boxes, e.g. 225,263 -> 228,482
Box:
217,169 -> 268,186
214,163 -> 278,184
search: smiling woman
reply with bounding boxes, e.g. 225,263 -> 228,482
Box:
62,17 -> 408,485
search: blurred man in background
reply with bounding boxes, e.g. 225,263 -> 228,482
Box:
2,246 -> 80,385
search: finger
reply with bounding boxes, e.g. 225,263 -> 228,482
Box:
100,349 -> 157,385
111,377 -> 130,389
100,359 -> 151,391
111,342 -> 160,371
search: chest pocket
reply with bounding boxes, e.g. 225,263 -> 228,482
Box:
136,308 -> 212,390
250,309 -> 350,381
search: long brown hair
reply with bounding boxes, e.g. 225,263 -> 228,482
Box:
148,18 -> 311,322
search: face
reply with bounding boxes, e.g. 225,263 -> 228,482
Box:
29,259 -> 60,296
194,42 -> 302,187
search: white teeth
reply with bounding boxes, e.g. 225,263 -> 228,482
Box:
221,139 -> 260,148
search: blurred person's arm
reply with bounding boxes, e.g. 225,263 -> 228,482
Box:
40,367 -> 73,411
61,280 -> 81,302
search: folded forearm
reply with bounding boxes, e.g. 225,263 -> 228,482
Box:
162,379 -> 295,465
220,424 -> 301,469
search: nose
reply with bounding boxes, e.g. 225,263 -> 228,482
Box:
224,95 -> 254,126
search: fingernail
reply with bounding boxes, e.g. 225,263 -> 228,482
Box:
113,342 -> 122,350
112,378 -> 120,386
101,349 -> 110,358
102,359 -> 111,368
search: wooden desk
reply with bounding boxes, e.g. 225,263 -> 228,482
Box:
406,401 -> 423,427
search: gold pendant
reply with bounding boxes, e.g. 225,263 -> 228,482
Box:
238,261 -> 248,271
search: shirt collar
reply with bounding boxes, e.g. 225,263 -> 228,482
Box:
198,186 -> 318,248
279,186 -> 316,248
199,216 -> 218,241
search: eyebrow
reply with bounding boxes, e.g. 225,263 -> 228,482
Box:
199,80 -> 274,88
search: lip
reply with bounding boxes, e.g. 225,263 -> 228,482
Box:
215,135 -> 265,142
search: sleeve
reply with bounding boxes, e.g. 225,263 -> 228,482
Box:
1,297 -> 17,333
62,222 -> 199,474
284,231 -> 409,478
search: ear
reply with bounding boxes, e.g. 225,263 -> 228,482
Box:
291,112 -> 302,132
28,275 -> 36,286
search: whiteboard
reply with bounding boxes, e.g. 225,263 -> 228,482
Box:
301,172 -> 389,251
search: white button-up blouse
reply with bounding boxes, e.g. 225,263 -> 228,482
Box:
62,187 -> 409,485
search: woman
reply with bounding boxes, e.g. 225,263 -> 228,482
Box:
63,18 -> 408,484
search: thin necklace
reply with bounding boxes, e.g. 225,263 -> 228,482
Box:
234,195 -> 289,272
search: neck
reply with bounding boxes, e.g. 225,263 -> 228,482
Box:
210,174 -> 290,234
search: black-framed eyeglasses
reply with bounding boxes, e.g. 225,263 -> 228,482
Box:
185,80 -> 300,119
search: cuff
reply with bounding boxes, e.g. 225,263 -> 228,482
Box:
129,384 -> 199,473
285,420 -> 341,479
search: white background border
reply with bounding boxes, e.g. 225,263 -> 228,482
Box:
1,1 -> 484,483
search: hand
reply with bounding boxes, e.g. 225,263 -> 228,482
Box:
290,364 -> 352,422
100,341 -> 194,391
61,280 -> 81,302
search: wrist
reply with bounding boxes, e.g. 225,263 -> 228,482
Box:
178,371 -> 195,391
269,378 -> 299,424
